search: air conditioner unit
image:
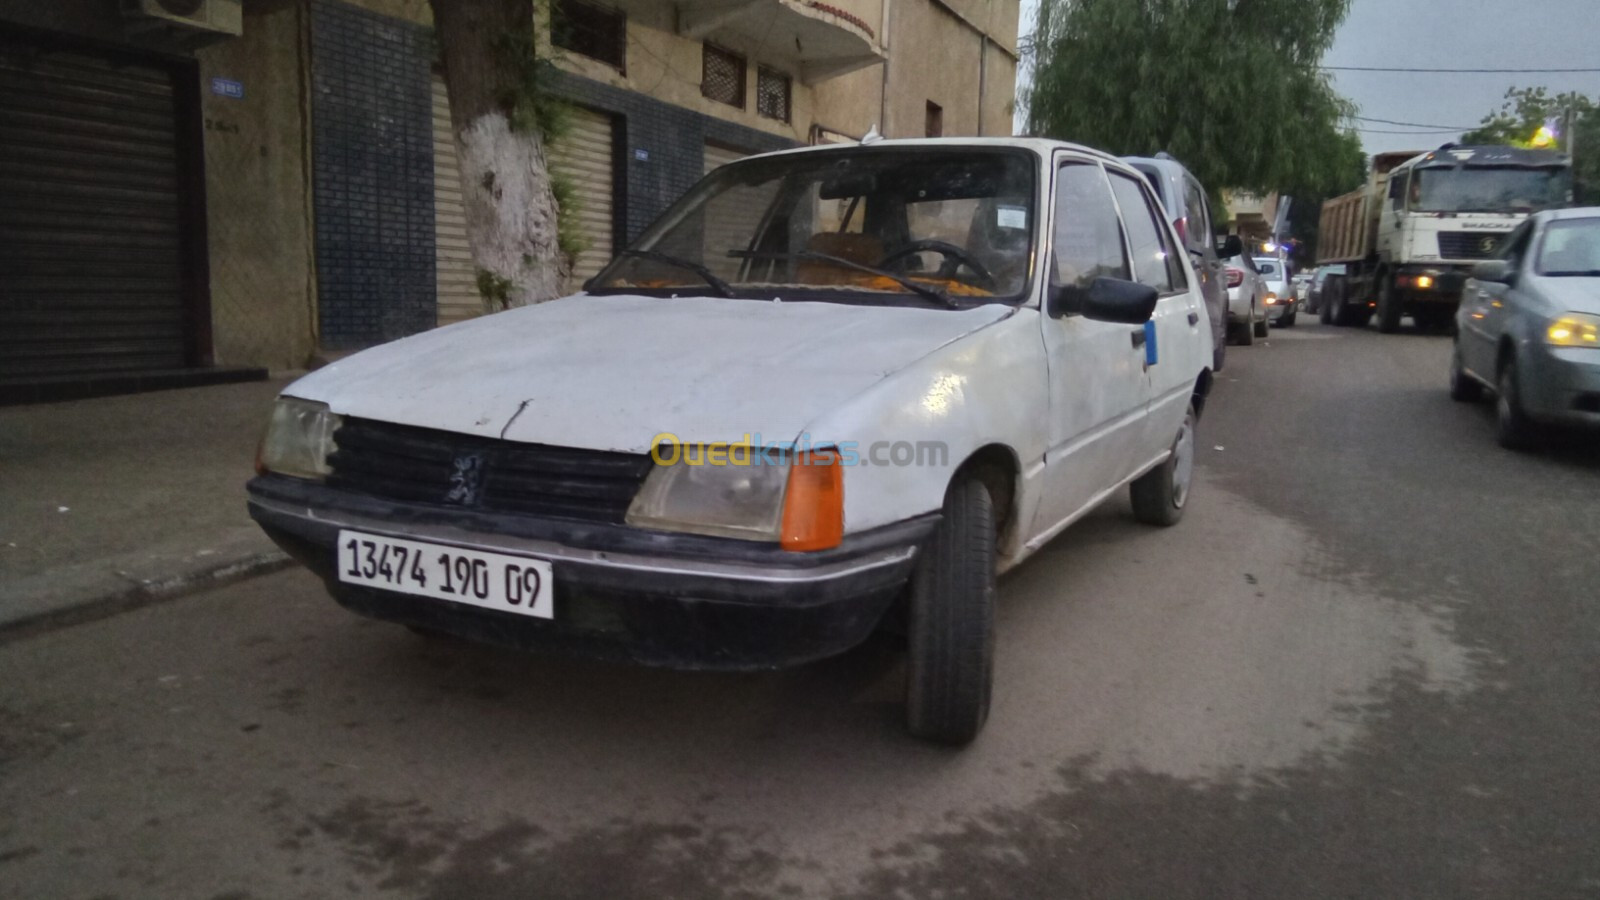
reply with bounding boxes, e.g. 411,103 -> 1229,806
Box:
123,0 -> 243,41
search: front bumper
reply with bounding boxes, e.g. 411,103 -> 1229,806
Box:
1396,265 -> 1472,301
1265,298 -> 1296,321
1518,346 -> 1600,428
247,475 -> 932,671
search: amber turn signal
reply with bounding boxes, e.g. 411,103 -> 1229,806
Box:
780,450 -> 844,551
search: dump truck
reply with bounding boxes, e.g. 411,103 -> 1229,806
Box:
1315,145 -> 1572,332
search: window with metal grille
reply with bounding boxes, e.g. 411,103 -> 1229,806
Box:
702,44 -> 745,108
925,100 -> 943,138
552,0 -> 626,71
756,66 -> 790,122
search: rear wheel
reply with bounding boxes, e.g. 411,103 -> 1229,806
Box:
906,477 -> 996,746
1280,307 -> 1297,327
1321,276 -> 1344,326
1130,403 -> 1196,527
1253,306 -> 1270,338
1237,306 -> 1256,346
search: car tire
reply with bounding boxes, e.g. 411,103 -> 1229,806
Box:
1130,403 -> 1196,527
1253,307 -> 1269,338
1280,308 -> 1297,327
1239,306 -> 1256,345
1449,342 -> 1483,403
1495,356 -> 1539,451
1376,277 -> 1402,333
906,477 -> 996,746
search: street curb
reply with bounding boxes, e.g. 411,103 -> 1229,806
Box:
0,550 -> 294,644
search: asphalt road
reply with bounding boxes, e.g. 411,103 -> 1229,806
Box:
3,320 -> 1599,899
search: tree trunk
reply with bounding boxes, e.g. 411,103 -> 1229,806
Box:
431,0 -> 570,309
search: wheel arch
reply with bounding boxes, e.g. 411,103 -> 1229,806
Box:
952,443 -> 1021,551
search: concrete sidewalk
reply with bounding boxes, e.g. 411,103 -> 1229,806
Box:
0,377 -> 294,633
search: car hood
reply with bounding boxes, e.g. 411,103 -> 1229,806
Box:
285,293 -> 1016,452
1531,276 -> 1600,315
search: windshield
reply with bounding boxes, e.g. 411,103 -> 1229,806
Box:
1409,166 -> 1570,213
590,148 -> 1037,302
1537,217 -> 1600,276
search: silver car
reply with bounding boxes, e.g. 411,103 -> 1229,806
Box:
1254,255 -> 1299,327
1224,254 -> 1269,344
1451,208 -> 1600,449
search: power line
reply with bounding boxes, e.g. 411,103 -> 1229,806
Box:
1324,65 -> 1600,74
1355,115 -> 1477,130
1357,127 -> 1465,135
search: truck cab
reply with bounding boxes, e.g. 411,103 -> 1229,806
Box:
1318,145 -> 1572,333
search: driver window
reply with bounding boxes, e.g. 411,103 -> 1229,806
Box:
1388,173 -> 1406,210
1497,222 -> 1533,270
1052,163 -> 1129,289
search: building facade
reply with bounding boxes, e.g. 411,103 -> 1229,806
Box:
0,0 -> 1018,402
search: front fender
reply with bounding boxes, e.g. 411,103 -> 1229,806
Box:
802,310 -> 1050,537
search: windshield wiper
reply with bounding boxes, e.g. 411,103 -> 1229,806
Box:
617,249 -> 734,297
790,251 -> 958,307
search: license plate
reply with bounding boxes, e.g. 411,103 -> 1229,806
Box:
336,530 -> 553,619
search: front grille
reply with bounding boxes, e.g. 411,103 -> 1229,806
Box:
327,418 -> 654,523
1437,231 -> 1505,261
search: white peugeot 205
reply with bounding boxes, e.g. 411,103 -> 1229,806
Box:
248,138 -> 1216,745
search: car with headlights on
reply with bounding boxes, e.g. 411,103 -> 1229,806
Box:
248,138 -> 1215,745
1254,255 -> 1298,327
1451,208 -> 1600,449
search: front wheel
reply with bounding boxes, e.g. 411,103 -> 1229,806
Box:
1130,403 -> 1196,527
1495,357 -> 1539,451
1376,277 -> 1402,333
906,477 -> 996,745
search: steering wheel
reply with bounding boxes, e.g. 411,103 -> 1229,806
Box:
877,239 -> 996,289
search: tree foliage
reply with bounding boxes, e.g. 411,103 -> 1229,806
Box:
1024,0 -> 1366,204
1462,86 -> 1597,203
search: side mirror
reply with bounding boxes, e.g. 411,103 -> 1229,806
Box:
1048,277 -> 1160,324
1215,234 -> 1242,258
1471,259 -> 1515,285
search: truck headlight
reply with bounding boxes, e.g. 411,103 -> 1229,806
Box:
1547,313 -> 1600,348
626,446 -> 844,550
258,397 -> 342,480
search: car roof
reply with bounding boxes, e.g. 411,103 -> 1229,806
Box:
738,136 -> 1127,168
1539,206 -> 1600,223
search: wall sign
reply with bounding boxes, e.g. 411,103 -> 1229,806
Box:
210,77 -> 245,99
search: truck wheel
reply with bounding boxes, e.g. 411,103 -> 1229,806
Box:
1495,356 -> 1539,451
1319,290 -> 1336,325
1322,276 -> 1346,326
1376,278 -> 1402,333
906,477 -> 996,746
1449,342 -> 1483,403
1130,403 -> 1196,527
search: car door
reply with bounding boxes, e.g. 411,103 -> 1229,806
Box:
1106,168 -> 1204,453
1183,175 -> 1228,350
1028,157 -> 1151,544
1461,221 -> 1534,379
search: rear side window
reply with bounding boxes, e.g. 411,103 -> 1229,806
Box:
1183,177 -> 1209,245
1108,171 -> 1182,293
1052,163 -> 1129,288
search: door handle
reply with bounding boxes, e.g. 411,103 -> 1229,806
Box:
1130,328 -> 1147,348
1187,311 -> 1200,326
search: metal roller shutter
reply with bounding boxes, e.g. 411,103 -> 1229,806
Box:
0,43 -> 188,380
547,106 -> 615,292
704,142 -> 746,175
431,75 -> 482,325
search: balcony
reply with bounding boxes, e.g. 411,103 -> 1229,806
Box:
660,0 -> 886,83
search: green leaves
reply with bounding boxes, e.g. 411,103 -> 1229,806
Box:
1024,0 -> 1361,200
1463,86 -> 1597,203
